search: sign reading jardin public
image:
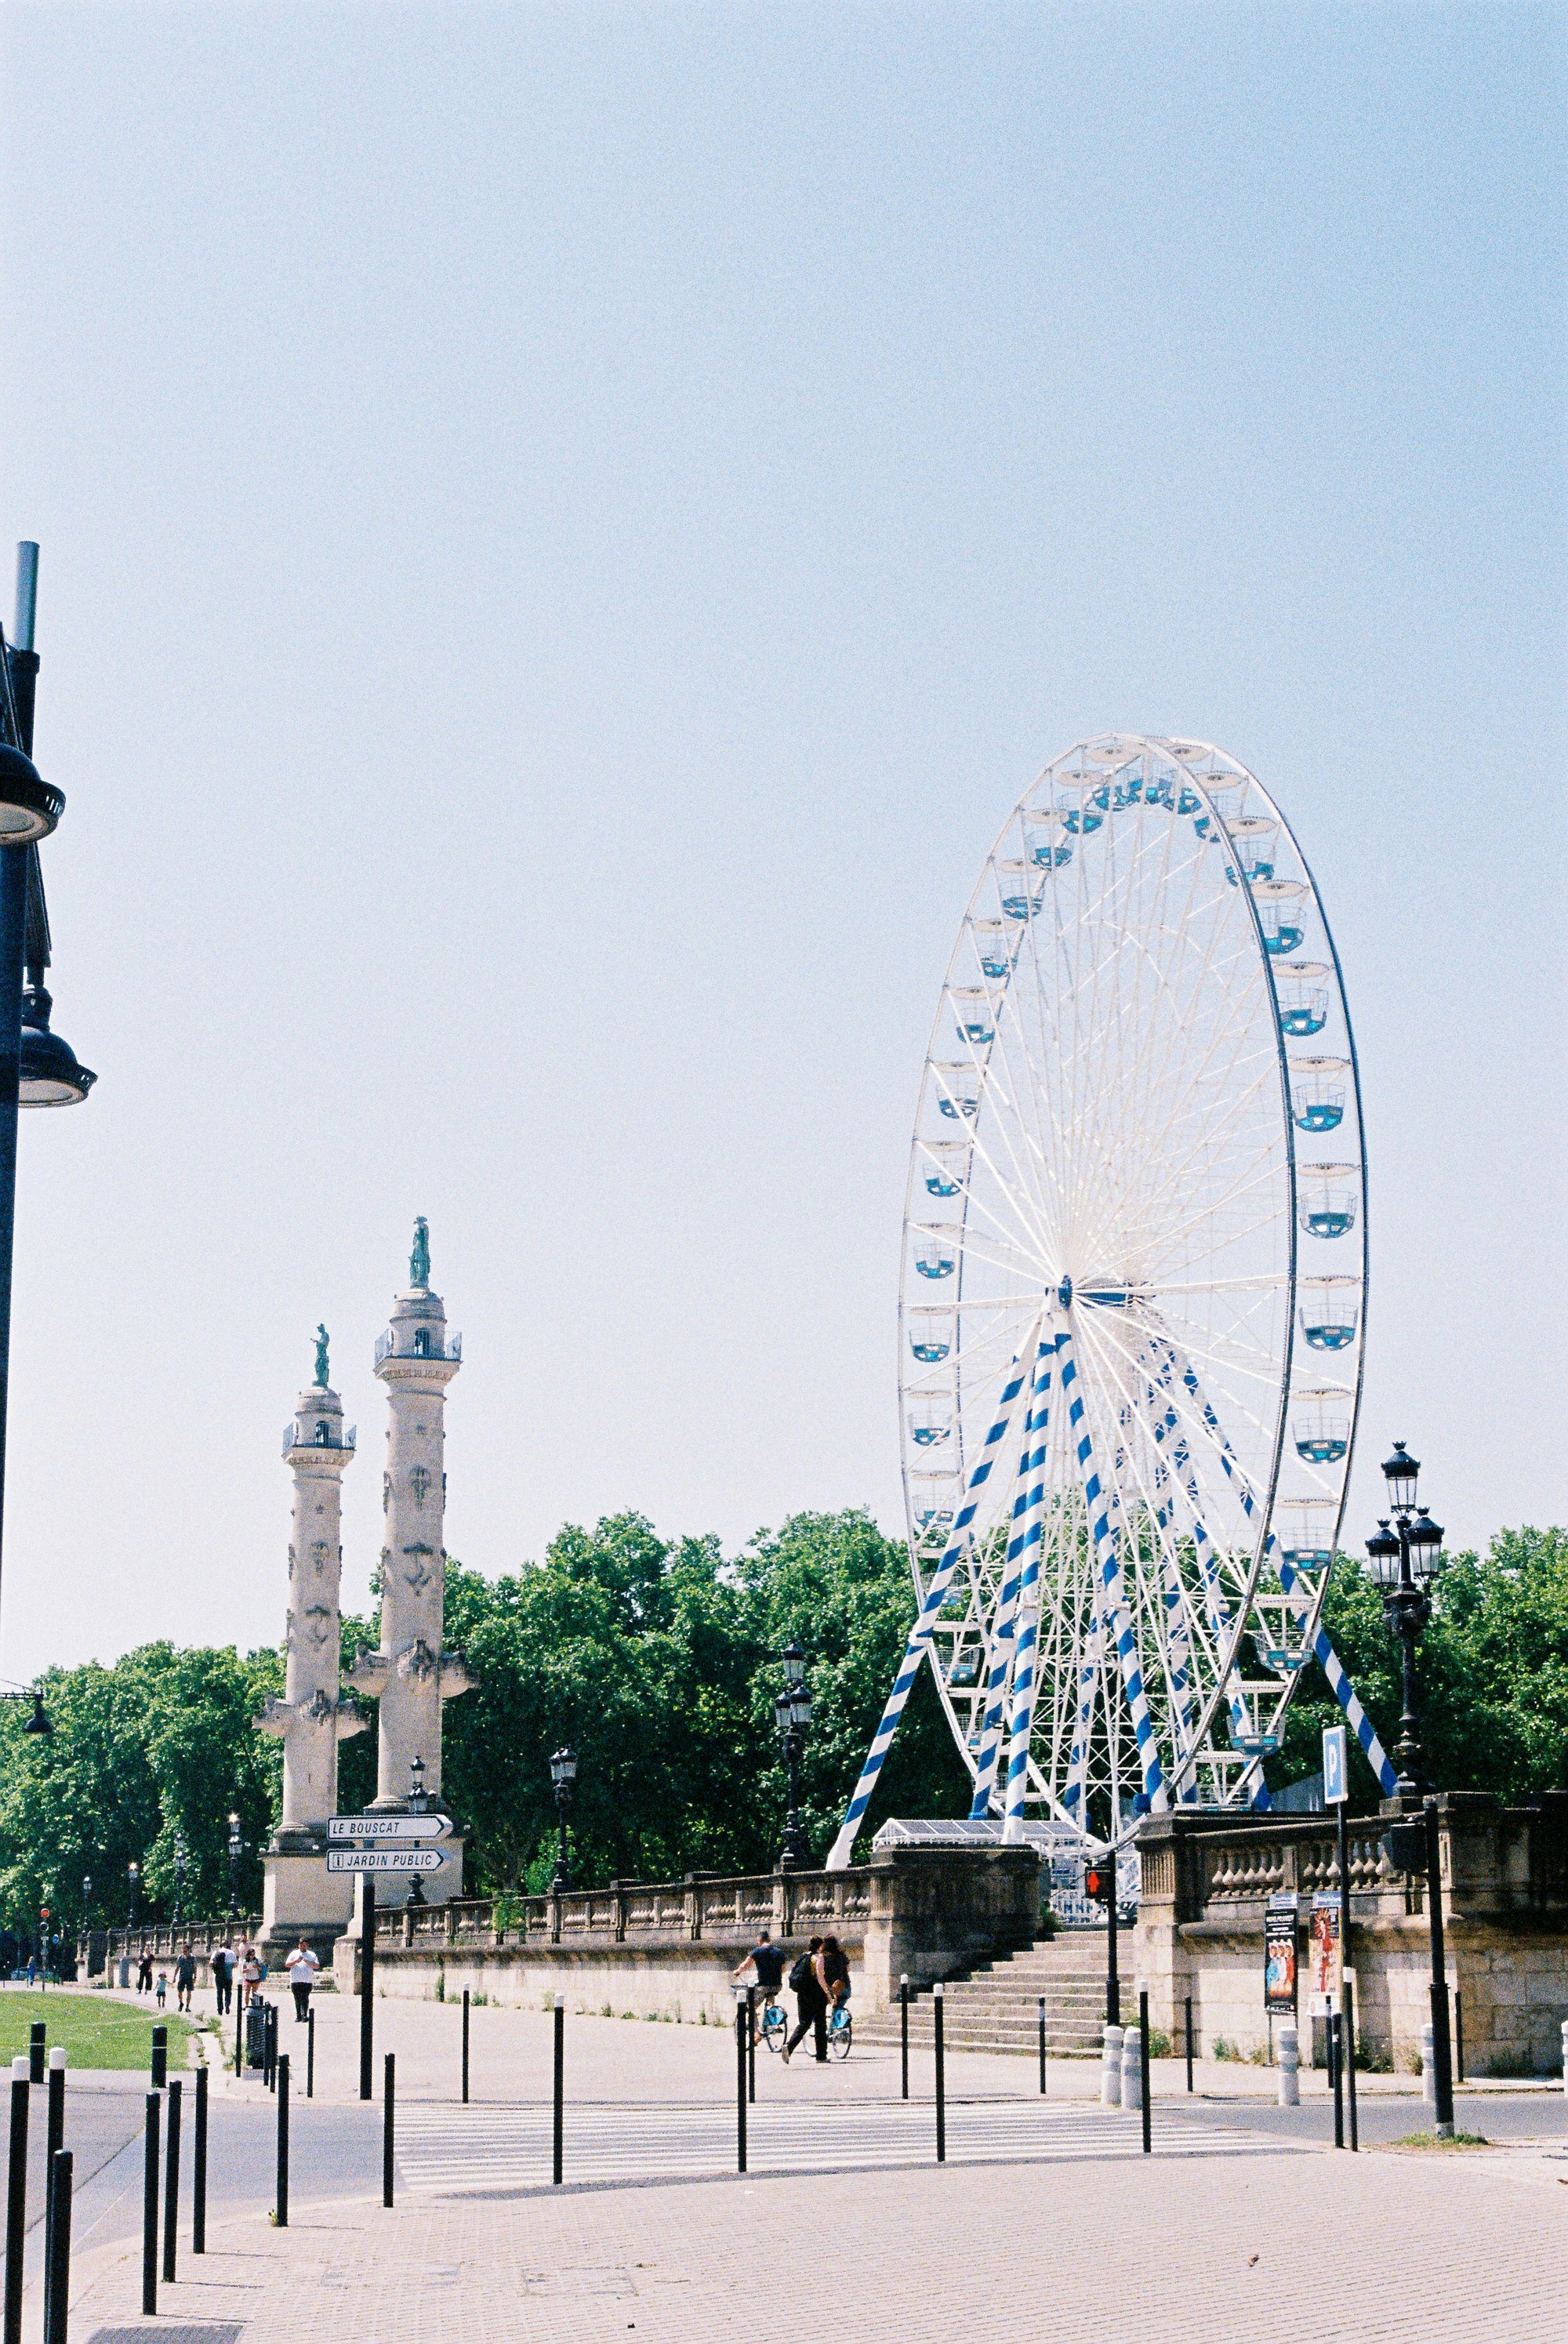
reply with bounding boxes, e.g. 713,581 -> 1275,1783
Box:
328,1814 -> 452,1842
325,1846 -> 444,1874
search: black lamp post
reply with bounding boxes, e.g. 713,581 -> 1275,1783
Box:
81,1874 -> 91,1938
775,1642 -> 812,1871
1365,1440 -> 1454,2137
406,1756 -> 430,1905
0,546 -> 94,1620
172,1829 -> 187,1930
126,1860 -> 139,1933
549,1746 -> 578,1893
226,1813 -> 242,1929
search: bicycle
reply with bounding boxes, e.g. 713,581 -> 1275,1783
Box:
764,1999 -> 852,2059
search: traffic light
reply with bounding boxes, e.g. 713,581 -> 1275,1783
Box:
1083,1860 -> 1116,1903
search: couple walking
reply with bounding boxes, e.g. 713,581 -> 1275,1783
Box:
733,1929 -> 850,2063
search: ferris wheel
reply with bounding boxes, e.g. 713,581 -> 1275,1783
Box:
828,733 -> 1396,1868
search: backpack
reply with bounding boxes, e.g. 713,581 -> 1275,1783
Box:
787,1952 -> 815,1994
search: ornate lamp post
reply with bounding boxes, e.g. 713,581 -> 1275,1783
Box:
81,1874 -> 91,1936
1365,1440 -> 1453,2137
226,1813 -> 242,1928
126,1860 -> 140,1934
774,1642 -> 812,1871
407,1755 -> 430,1905
549,1746 -> 578,1893
172,1828 -> 187,1930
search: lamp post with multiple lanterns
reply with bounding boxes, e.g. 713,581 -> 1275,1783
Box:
227,1813 -> 242,1929
1365,1440 -> 1454,2139
774,1643 -> 812,1871
549,1746 -> 578,1893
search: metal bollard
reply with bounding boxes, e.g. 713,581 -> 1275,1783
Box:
162,2078 -> 181,2281
552,2005 -> 564,2186
234,2006 -> 243,2079
1277,2021 -> 1300,2106
1038,1997 -> 1047,2095
1560,2018 -> 1568,2098
1139,1990 -> 1152,2154
934,1982 -> 946,2164
43,2052 -> 64,2335
746,1989 -> 756,2106
193,2066 -> 208,2254
734,1995 -> 748,2175
42,2150 -> 71,2344
1343,1977 -> 1359,2152
150,2025 -> 167,2093
1454,1989 -> 1464,2085
1101,2022 -> 1124,2108
1185,1995 -> 1194,2092
899,1976 -> 909,2101
5,2059 -> 29,2344
28,2027 -> 45,2087
274,2056 -> 289,2228
383,2054 -> 394,2209
141,2092 -> 160,2317
307,2007 -> 315,2099
461,1989 -> 470,2106
1332,2012 -> 1344,2148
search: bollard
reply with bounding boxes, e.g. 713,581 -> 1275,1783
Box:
307,2007 -> 315,2100
1561,2018 -> 1568,2099
5,2059 -> 29,2344
267,2004 -> 278,2093
1121,2024 -> 1142,2114
734,1994 -> 748,2175
1454,1990 -> 1464,2085
899,1976 -> 909,2102
461,1989 -> 470,2106
141,2092 -> 160,2317
162,2078 -> 181,2281
1101,2022 -> 1124,2109
42,2150 -> 71,2344
193,2066 -> 208,2255
42,2052 -> 64,2335
933,1983 -> 946,2165
28,2027 -> 45,2088
1139,1990 -> 1152,2155
1331,2012 -> 1344,2149
1343,1977 -> 1359,2152
1038,1997 -> 1047,2096
746,1989 -> 756,2106
274,2055 -> 289,2228
1185,1996 -> 1194,2092
383,2053 -> 394,2209
359,1876 -> 376,2104
1421,2020 -> 1437,2114
552,2005 -> 564,2186
150,2025 -> 167,2093
1277,2021 -> 1300,2106
234,2007 -> 243,2079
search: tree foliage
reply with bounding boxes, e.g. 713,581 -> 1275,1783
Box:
3,1517 -> 1564,1927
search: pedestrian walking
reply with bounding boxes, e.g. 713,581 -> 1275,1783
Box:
732,1929 -> 787,2043
137,1950 -> 154,1995
782,1935 -> 829,2065
816,1933 -> 851,2014
154,1968 -> 168,2009
211,1940 -> 234,2016
241,1944 -> 263,2008
285,1937 -> 319,2023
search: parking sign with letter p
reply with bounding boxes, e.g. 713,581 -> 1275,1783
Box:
1323,1722 -> 1348,1805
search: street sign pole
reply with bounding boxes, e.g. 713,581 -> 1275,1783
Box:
358,1874 -> 375,2104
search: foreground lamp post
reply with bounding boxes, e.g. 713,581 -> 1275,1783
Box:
549,1746 -> 578,1893
226,1813 -> 242,1929
1366,1440 -> 1453,2137
775,1642 -> 812,1871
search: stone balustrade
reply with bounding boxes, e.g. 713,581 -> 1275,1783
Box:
372,1868 -> 875,1952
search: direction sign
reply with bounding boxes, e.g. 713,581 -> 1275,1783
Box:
325,1848 -> 444,1875
328,1813 -> 452,1843
1322,1724 -> 1348,1806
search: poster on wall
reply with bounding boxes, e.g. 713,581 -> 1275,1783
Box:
1308,1891 -> 1343,2016
1264,1894 -> 1298,2016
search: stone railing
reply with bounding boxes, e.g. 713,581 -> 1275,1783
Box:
84,1918 -> 263,1980
373,1869 -> 875,1950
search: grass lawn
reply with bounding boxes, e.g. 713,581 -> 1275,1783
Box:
0,1988 -> 201,2070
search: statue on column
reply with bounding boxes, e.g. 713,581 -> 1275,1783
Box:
410,1217 -> 430,1289
314,1323 -> 330,1389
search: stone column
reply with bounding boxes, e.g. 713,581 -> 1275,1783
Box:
258,1341 -> 367,1953
348,1221 -> 471,1904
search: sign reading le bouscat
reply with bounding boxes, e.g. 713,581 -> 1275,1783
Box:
326,1812 -> 452,1874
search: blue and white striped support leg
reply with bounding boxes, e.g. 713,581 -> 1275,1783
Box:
1165,1344 -> 1398,1800
1058,1328 -> 1169,1816
970,1337 -> 1058,1819
1000,1558 -> 1044,1842
826,1328 -> 1044,1871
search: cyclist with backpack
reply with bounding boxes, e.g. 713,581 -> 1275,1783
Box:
732,1929 -> 786,2045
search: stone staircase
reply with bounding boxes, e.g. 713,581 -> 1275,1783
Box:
856,1929 -> 1109,2059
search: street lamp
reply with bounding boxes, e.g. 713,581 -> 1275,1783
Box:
408,1753 -> 429,1812
226,1813 -> 242,1928
775,1642 -> 812,1871
172,1829 -> 187,1929
127,1860 -> 140,1933
81,1874 -> 91,1936
0,546 -> 93,1613
1365,1440 -> 1454,2138
549,1746 -> 578,1893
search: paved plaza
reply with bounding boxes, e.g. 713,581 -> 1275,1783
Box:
13,1987 -> 1565,2342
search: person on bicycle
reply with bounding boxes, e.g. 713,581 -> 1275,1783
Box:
732,1929 -> 786,2044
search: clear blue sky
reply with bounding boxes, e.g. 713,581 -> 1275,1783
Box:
0,2 -> 1562,1679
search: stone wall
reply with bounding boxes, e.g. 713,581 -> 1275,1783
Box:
336,1848 -> 1041,2023
1133,1793 -> 1568,2076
